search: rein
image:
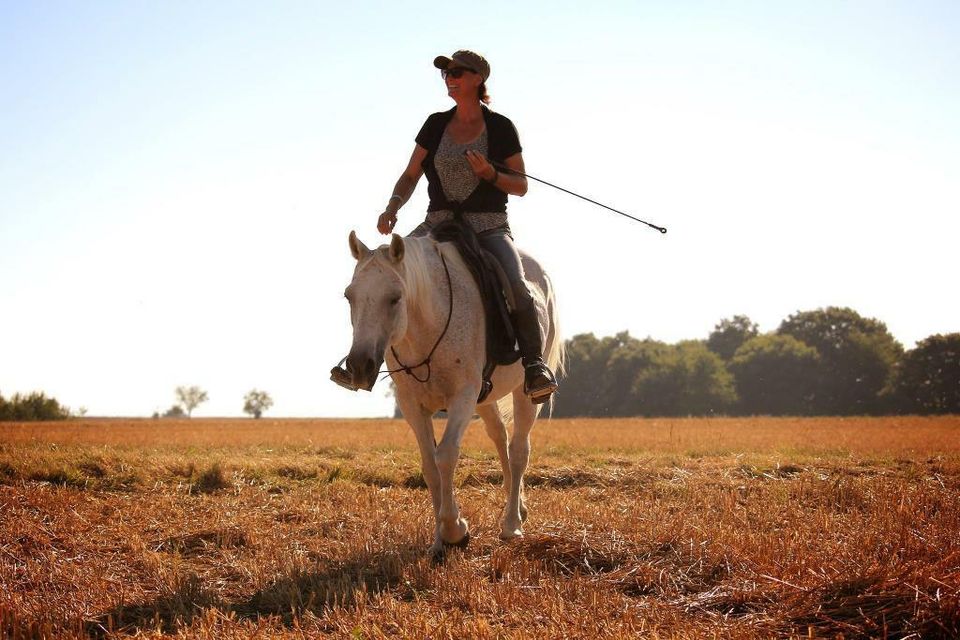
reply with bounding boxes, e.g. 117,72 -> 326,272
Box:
382,249 -> 454,383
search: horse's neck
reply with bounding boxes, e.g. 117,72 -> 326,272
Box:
395,247 -> 449,353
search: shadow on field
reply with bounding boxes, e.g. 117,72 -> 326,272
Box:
84,547 -> 425,635
85,572 -> 222,637
232,546 -> 424,625
499,531 -> 728,597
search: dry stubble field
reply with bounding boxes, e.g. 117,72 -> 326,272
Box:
1,416 -> 959,639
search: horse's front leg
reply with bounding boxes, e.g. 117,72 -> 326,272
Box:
397,397 -> 442,524
431,390 -> 476,557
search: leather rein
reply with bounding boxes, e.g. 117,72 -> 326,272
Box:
383,249 -> 454,384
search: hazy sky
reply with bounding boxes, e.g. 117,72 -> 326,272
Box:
2,1 -> 958,418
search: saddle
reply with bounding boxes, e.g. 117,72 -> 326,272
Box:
430,217 -> 521,402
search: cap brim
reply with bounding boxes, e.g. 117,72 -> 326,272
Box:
434,55 -> 481,75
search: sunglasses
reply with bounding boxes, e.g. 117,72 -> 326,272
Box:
441,67 -> 475,79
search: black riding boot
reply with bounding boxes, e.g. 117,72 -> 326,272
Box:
513,303 -> 558,403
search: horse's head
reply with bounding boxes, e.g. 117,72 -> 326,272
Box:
343,230 -> 409,391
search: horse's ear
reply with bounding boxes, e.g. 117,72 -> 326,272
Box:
389,233 -> 405,263
349,230 -> 370,261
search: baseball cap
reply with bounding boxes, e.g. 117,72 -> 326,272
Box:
433,50 -> 490,81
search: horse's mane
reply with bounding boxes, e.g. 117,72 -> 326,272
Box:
367,235 -> 447,326
396,236 -> 438,316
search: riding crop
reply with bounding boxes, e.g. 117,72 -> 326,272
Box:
490,160 -> 667,234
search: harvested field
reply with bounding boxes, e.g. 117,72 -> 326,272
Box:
1,416 -> 959,638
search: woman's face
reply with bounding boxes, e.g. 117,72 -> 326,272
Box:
443,65 -> 481,101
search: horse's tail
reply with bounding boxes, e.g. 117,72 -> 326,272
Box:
496,392 -> 515,427
542,269 -> 565,417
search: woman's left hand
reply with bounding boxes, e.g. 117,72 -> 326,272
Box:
465,150 -> 496,181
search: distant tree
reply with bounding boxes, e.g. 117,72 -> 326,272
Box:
242,389 -> 274,419
707,315 -> 760,361
778,307 -> 903,414
163,405 -> 186,418
603,337 -> 672,416
553,332 -> 658,417
552,333 -> 608,417
729,334 -> 820,415
888,333 -> 960,414
0,391 -> 70,421
632,341 -> 737,416
174,385 -> 208,418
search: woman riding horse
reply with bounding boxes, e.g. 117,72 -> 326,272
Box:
373,50 -> 558,402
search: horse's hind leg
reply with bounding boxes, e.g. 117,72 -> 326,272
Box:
477,404 -> 510,484
477,404 -> 524,537
502,389 -> 539,539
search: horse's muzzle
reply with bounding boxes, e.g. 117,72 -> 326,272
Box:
345,350 -> 383,392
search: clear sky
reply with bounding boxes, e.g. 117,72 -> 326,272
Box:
2,1 -> 958,418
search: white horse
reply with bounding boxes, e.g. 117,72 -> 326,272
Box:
342,231 -> 564,559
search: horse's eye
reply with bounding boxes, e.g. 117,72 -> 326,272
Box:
389,296 -> 400,306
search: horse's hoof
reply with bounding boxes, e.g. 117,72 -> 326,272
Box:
430,531 -> 470,564
443,530 -> 471,549
499,528 -> 523,541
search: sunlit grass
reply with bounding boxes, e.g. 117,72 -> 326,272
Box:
1,417 -> 958,638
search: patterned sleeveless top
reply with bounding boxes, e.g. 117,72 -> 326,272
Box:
418,127 -> 509,235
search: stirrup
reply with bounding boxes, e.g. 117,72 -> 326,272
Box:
524,362 -> 558,404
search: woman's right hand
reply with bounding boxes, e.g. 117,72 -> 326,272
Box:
377,211 -> 397,235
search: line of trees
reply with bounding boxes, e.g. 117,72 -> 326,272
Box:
0,391 -> 71,421
553,307 -> 959,417
1,386 -> 276,422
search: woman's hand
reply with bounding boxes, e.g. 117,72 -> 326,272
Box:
377,211 -> 397,235
465,150 -> 497,181
377,144 -> 426,235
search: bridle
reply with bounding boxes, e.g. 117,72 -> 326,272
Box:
383,249 -> 453,383
334,247 -> 454,389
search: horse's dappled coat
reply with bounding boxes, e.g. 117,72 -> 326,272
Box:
344,232 -> 563,559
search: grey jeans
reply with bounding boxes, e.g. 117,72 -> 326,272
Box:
476,228 -> 536,313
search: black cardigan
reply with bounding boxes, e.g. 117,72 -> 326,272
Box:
415,105 -> 522,214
